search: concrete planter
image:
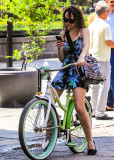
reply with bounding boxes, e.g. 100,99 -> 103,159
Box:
0,67 -> 38,107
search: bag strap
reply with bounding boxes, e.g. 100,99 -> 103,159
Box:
65,30 -> 84,77
65,30 -> 78,61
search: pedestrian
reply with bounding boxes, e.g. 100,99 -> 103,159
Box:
52,5 -> 97,155
87,12 -> 96,25
89,2 -> 114,120
105,0 -> 114,111
87,1 -> 107,26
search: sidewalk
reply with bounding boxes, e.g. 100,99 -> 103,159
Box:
0,108 -> 114,158
0,58 -> 114,159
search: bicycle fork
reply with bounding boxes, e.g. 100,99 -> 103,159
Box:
43,81 -> 53,128
43,94 -> 52,128
33,80 -> 53,130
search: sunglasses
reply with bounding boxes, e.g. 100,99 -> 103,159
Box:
63,18 -> 75,24
109,1 -> 114,3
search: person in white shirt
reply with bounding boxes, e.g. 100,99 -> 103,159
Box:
88,2 -> 114,120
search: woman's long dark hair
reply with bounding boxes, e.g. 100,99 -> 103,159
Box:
63,5 -> 86,32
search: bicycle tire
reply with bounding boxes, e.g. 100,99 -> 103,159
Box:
19,98 -> 58,160
68,97 -> 92,153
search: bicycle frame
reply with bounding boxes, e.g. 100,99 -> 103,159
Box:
18,63 -> 92,160
50,85 -> 73,131
49,85 -> 82,132
36,67 -> 81,133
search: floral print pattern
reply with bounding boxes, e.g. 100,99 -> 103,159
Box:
52,36 -> 88,90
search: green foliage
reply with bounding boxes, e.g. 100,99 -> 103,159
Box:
64,0 -> 71,7
1,0 -> 63,33
1,0 -> 90,65
83,14 -> 88,27
1,0 -> 64,65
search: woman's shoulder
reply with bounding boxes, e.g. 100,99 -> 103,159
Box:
80,28 -> 89,38
81,28 -> 89,33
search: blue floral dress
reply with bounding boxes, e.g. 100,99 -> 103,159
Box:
52,36 -> 88,90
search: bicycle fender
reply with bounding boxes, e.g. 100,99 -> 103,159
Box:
66,99 -> 74,129
35,95 -> 49,101
35,95 -> 56,109
36,95 -> 55,105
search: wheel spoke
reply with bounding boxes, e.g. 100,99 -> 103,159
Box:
19,99 -> 58,160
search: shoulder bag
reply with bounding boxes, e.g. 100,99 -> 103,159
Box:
65,30 -> 106,85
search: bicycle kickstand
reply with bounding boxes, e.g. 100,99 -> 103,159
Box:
66,129 -> 77,147
66,129 -> 70,145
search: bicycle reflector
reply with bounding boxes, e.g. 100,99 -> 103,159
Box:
37,92 -> 42,95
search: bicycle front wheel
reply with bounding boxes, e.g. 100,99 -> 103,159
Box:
69,97 -> 92,153
19,98 -> 58,160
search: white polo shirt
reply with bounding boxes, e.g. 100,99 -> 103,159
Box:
88,18 -> 112,62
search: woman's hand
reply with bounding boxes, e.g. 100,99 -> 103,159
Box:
56,39 -> 65,63
76,55 -> 87,68
56,40 -> 65,49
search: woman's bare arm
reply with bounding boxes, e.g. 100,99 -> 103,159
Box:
57,31 -> 65,63
77,28 -> 90,67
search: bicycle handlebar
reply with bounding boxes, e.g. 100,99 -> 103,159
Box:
36,62 -> 78,91
35,62 -> 78,73
60,62 -> 78,71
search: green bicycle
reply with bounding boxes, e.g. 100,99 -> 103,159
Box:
19,63 -> 92,160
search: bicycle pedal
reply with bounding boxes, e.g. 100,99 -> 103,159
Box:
67,142 -> 77,147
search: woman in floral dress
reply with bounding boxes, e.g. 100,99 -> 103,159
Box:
52,5 -> 97,155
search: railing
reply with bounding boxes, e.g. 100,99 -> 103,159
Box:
0,20 -> 62,32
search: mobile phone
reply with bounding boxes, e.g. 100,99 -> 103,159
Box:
56,36 -> 62,41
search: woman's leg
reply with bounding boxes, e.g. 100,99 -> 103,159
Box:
73,87 -> 95,149
55,88 -> 63,97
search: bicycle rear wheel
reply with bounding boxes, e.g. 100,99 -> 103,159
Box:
19,98 -> 58,160
69,97 -> 92,153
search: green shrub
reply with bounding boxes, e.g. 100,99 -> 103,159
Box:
0,0 -> 70,64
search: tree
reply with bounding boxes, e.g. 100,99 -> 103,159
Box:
0,0 -> 70,66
